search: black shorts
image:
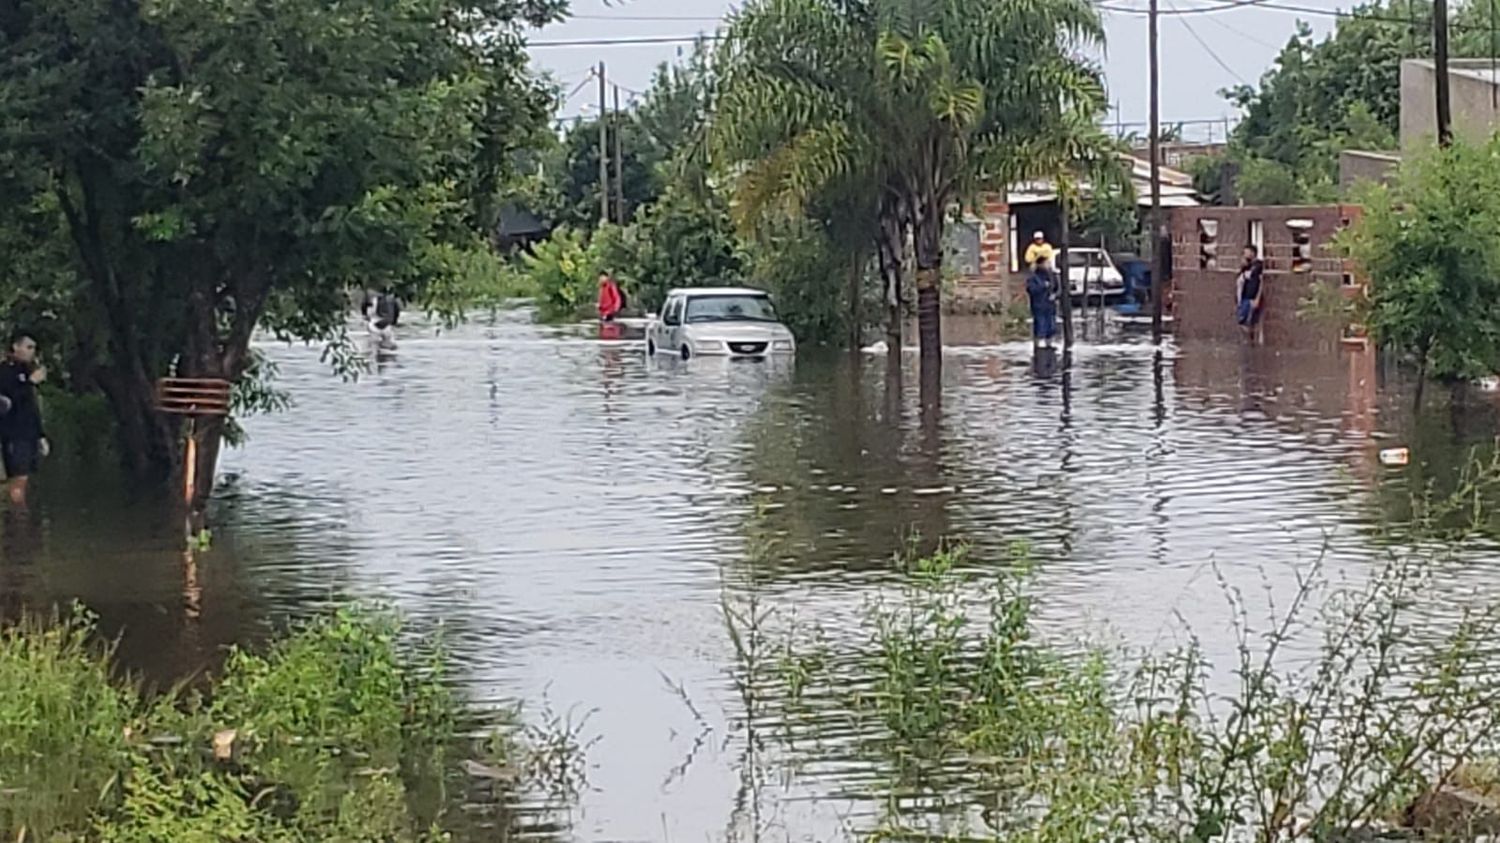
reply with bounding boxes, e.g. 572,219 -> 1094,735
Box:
3,439 -> 40,479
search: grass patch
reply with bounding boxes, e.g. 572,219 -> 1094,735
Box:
0,607 -> 579,842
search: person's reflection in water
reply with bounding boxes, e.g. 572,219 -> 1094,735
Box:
1031,344 -> 1059,380
373,344 -> 399,374
1,505 -> 44,577
599,336 -> 624,456
883,346 -> 904,425
1153,348 -> 1166,428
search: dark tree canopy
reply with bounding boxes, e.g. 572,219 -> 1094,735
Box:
0,0 -> 562,496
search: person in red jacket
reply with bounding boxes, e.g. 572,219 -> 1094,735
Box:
597,272 -> 624,322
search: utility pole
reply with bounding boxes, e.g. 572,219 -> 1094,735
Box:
1435,0 -> 1453,146
1149,0 -> 1166,342
613,85 -> 625,224
598,62 -> 610,224
1059,195 -> 1074,348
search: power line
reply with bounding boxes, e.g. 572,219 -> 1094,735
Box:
570,13 -> 725,22
529,34 -> 722,48
1101,0 -> 1482,29
1200,8 -> 1286,48
1098,0 -> 1279,17
561,71 -> 596,104
1168,0 -> 1251,83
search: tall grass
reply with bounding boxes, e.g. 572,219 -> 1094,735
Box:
752,538 -> 1500,841
0,607 -> 578,842
0,608 -> 137,840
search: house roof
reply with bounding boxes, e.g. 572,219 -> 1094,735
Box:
1405,58 -> 1500,87
1006,152 -> 1201,208
497,204 -> 548,237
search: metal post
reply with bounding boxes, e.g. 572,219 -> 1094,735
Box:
598,62 -> 610,223
1435,0 -> 1452,146
183,418 -> 196,510
1149,0 -> 1166,341
613,85 -> 625,224
1059,195 -> 1074,347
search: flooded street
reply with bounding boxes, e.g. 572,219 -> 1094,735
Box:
6,309 -> 1500,840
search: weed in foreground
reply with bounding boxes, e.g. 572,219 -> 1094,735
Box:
0,607 -> 582,842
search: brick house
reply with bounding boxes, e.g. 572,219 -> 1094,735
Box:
1168,205 -> 1366,347
948,154 -> 1199,310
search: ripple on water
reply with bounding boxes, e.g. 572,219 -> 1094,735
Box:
9,314 -> 1500,840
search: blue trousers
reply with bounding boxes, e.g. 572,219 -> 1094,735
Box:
1032,307 -> 1057,339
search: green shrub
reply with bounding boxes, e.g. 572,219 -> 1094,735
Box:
524,227 -> 604,322
0,607 -> 567,842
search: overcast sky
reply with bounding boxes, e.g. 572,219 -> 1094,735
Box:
527,0 -> 1361,138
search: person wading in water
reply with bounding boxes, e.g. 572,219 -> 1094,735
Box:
1235,245 -> 1266,337
0,331 -> 48,507
1025,259 -> 1059,346
597,272 -> 625,322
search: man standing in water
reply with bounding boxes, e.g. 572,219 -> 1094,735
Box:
1235,245 -> 1266,335
1025,259 -> 1058,346
0,331 -> 48,506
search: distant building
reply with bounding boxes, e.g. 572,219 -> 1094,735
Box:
1341,58 -> 1500,192
1131,141 -> 1228,172
1338,150 -> 1402,195
494,204 -> 549,253
1400,58 -> 1500,149
949,153 -> 1200,309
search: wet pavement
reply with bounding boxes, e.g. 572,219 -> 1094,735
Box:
5,309 -> 1500,840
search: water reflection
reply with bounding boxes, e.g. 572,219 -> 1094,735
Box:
10,311 -> 1500,839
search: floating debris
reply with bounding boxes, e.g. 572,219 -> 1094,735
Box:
1379,448 -> 1410,467
212,729 -> 237,761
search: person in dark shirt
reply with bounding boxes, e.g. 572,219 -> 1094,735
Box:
1235,245 -> 1266,333
0,331 -> 48,506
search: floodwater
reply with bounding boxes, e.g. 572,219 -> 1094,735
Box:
7,309 -> 1500,840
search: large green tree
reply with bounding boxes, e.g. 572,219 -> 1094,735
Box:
1344,137 -> 1500,397
1,0 -> 560,501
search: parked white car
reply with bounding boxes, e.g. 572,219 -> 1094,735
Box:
646,287 -> 797,360
1064,248 -> 1125,298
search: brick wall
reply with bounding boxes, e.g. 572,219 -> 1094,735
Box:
976,192 -> 1010,278
1169,205 -> 1365,348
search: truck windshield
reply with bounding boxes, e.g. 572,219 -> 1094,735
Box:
685,295 -> 779,323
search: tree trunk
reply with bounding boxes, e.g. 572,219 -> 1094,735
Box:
847,255 -> 864,349
877,197 -> 907,354
912,200 -> 943,373
97,365 -> 177,482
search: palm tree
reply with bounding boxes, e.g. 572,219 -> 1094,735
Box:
712,0 -> 910,350
714,0 -> 1108,362
873,0 -> 1106,363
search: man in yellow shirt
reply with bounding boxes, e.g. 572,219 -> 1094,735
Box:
1024,231 -> 1055,268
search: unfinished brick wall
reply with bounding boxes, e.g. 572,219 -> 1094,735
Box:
977,193 -> 1010,278
1169,205 -> 1365,348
